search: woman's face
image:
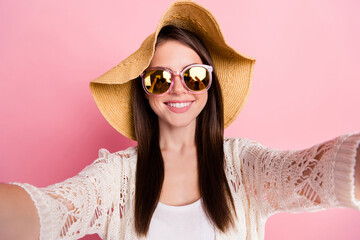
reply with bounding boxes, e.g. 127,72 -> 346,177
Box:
146,39 -> 208,129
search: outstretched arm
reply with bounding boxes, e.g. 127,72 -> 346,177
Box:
0,183 -> 40,240
227,132 -> 360,216
0,148 -> 128,240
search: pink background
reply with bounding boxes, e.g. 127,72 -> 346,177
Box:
1,0 -> 359,239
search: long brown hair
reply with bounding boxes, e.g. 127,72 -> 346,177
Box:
132,25 -> 237,237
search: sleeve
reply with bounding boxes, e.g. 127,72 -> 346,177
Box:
231,132 -> 360,217
10,148 -> 119,240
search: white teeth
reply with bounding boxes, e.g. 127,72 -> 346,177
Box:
166,102 -> 192,108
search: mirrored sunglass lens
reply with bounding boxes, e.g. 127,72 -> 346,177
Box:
144,70 -> 171,94
184,66 -> 210,91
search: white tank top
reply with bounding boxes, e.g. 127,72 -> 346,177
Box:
146,198 -> 215,239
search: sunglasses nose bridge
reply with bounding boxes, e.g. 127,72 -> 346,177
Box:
169,71 -> 187,94
171,70 -> 182,79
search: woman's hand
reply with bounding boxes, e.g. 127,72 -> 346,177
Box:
0,183 -> 39,240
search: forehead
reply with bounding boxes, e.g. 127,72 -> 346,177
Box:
149,40 -> 202,70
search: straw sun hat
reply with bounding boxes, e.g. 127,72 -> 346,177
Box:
90,0 -> 255,140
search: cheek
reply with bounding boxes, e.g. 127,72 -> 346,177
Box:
198,92 -> 208,109
147,97 -> 163,115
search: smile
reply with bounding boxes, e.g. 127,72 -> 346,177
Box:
165,102 -> 192,108
164,101 -> 194,113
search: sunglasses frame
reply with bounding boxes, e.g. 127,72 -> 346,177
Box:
140,63 -> 213,96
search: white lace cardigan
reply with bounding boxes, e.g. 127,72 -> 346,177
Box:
13,133 -> 360,240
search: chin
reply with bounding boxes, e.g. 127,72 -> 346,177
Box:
162,116 -> 197,129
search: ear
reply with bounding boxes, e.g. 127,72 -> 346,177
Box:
144,92 -> 149,100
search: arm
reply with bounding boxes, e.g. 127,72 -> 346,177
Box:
1,148 -> 124,240
229,132 -> 360,216
0,183 -> 40,240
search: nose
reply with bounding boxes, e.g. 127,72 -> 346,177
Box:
169,74 -> 187,94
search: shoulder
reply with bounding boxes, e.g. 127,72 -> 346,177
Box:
97,146 -> 138,160
224,136 -> 259,149
223,137 -> 272,159
95,146 -> 138,163
79,147 -> 137,179
79,146 -> 138,177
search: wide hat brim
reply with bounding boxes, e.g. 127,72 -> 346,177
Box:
90,0 -> 255,141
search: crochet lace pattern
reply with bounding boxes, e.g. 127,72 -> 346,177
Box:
13,132 -> 360,240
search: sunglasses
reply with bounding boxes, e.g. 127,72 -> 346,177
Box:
141,64 -> 213,95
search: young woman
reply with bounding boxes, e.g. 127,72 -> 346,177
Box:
1,1 -> 359,240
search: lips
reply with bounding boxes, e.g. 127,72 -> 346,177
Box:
164,101 -> 194,113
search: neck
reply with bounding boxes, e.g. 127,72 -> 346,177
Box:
158,119 -> 196,153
